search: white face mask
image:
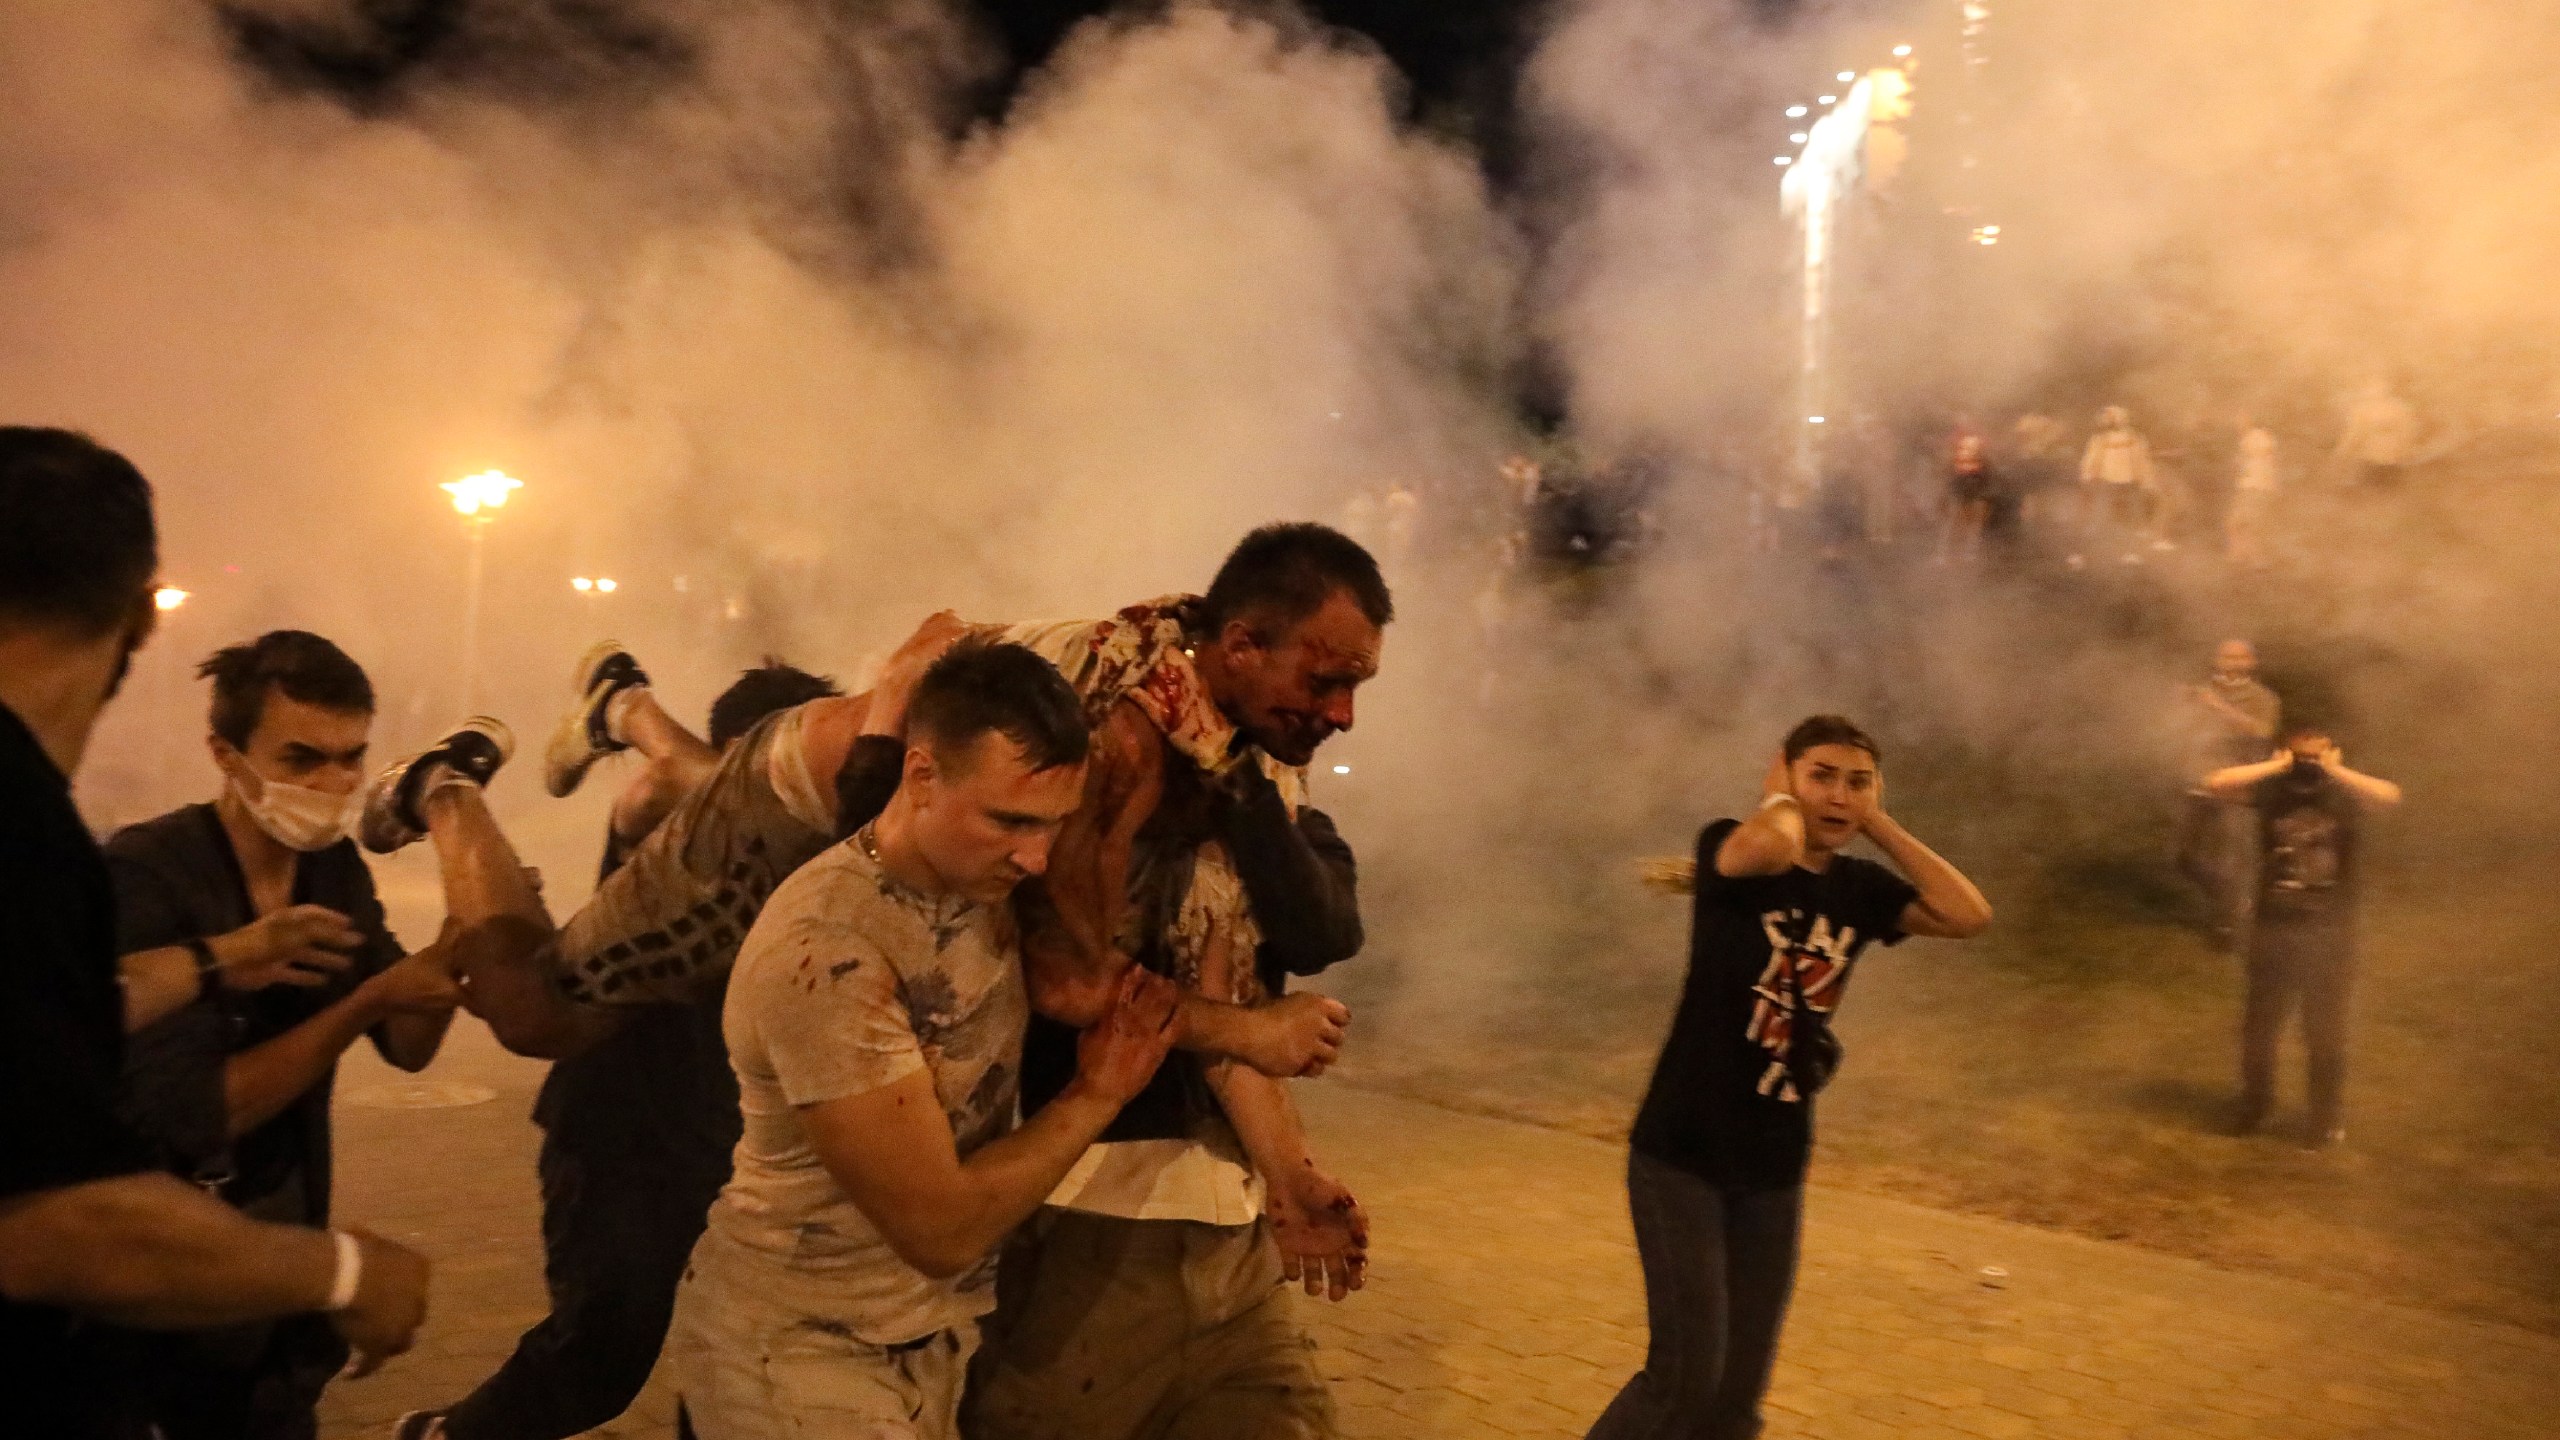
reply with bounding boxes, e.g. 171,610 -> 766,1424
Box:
231,769 -> 355,852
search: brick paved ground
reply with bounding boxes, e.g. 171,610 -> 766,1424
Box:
319,1022 -> 2560,1439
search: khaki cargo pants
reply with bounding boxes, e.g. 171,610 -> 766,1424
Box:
964,1209 -> 1336,1440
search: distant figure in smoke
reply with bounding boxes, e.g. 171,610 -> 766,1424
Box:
108,631 -> 463,1440
2174,640 -> 2282,948
2226,417 -> 2282,566
2009,411 -> 2071,534
2333,377 -> 2419,491
2075,405 -> 2157,566
402,662 -> 840,1440
1381,479 -> 1420,572
1936,432 -> 1998,565
1602,718 -> 1992,1440
2203,725 -> 2400,1147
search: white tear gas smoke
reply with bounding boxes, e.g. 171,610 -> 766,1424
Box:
6,0 -> 2558,1054
0,1 -> 1521,871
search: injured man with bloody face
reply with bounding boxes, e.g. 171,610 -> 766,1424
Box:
963,522 -> 1389,1440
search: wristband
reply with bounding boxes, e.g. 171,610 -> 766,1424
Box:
185,937 -> 222,997
326,1230 -> 364,1312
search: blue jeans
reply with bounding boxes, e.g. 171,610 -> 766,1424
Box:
1586,1151 -> 1803,1440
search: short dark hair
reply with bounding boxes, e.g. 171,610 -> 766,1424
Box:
1202,522 -> 1395,636
909,639 -> 1089,775
0,427 -> 159,638
1783,714 -> 1881,766
709,658 -> 842,749
198,631 -> 376,749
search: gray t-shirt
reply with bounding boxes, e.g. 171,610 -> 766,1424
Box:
698,832 -> 1027,1344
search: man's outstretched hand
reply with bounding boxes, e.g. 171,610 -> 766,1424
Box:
1271,1166 -> 1369,1302
1233,991 -> 1349,1078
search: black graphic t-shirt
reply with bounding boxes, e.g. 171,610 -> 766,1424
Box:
2250,766 -> 2359,924
1629,818 -> 1918,1190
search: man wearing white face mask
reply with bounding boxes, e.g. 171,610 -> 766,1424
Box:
107,630 -> 466,1440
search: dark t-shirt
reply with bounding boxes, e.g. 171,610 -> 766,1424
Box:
106,804 -> 404,1221
0,703 -> 159,1439
2251,766 -> 2360,925
1629,818 -> 1918,1190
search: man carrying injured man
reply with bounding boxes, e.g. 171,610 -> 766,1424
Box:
351,612 -> 1348,1084
665,638 -> 1183,1439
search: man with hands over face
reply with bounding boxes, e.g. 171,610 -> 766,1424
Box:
2205,725 -> 2400,1146
1597,716 -> 1991,1440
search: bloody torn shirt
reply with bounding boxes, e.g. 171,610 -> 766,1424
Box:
1628,818 -> 1916,1191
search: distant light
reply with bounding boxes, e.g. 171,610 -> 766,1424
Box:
1982,224 -> 2002,235
595,577 -> 618,594
1785,105 -> 1808,117
1774,156 -> 1793,166
1332,764 -> 1352,776
153,586 -> 190,612
1790,131 -> 1809,143
443,469 -> 522,517
1809,416 -> 1827,424
1837,70 -> 1856,81
571,577 -> 594,592
1819,94 -> 1838,105
1893,44 -> 1913,57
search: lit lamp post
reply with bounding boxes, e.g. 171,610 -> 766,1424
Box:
441,469 -> 521,714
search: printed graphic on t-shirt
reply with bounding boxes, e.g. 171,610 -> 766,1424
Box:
1744,908 -> 1859,1103
2266,807 -> 2343,893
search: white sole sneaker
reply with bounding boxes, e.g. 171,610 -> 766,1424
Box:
543,641 -> 650,798
359,717 -> 516,853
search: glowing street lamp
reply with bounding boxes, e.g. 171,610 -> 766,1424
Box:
445,469 -> 523,712
153,585 -> 191,612
441,469 -> 521,517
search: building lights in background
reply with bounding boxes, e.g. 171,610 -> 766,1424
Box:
1836,70 -> 1856,81
1808,416 -> 1827,424
1971,224 -> 2002,246
154,586 -> 190,612
1332,764 -> 1351,776
1786,105 -> 1809,117
1791,131 -> 1810,143
1819,94 -> 1838,105
440,469 -> 522,517
1893,44 -> 1913,57
1774,155 -> 1793,165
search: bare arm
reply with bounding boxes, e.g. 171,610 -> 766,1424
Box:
1020,703 -> 1158,1027
121,905 -> 362,1033
0,1171 -> 334,1326
2204,750 -> 2292,799
228,948 -> 461,1138
1194,932 -> 1365,1301
1862,808 -> 1994,940
1719,758 -> 1809,877
799,971 -> 1177,1280
2322,750 -> 2403,808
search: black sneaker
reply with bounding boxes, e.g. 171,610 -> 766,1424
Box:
544,641 -> 651,798
393,1411 -> 447,1440
359,717 -> 515,853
